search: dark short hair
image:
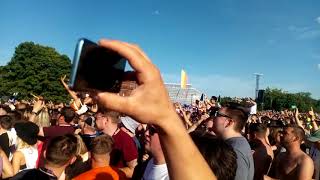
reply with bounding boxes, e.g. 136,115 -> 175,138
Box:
61,108 -> 75,123
224,105 -> 248,132
211,96 -> 218,101
46,134 -> 78,166
0,115 -> 13,130
91,134 -> 114,155
249,123 -> 267,138
285,124 -> 305,143
191,132 -> 237,180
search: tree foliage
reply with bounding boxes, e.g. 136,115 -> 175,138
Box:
219,88 -> 320,112
262,88 -> 320,112
0,42 -> 71,102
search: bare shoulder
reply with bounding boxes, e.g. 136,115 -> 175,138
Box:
299,152 -> 313,165
13,150 -> 23,159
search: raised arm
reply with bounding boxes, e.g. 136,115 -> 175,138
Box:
60,75 -> 82,108
294,108 -> 304,129
178,104 -> 193,127
96,39 -> 216,180
309,107 -> 319,132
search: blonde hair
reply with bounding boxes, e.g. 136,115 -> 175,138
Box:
35,109 -> 50,127
16,137 -> 33,150
74,134 -> 88,155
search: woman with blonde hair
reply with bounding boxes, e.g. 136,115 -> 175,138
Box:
65,134 -> 90,180
34,108 -> 50,128
11,121 -> 39,176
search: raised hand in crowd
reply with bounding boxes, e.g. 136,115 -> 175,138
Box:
60,75 -> 82,110
95,39 -> 216,180
29,99 -> 45,122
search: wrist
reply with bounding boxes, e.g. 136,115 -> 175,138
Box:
157,112 -> 186,135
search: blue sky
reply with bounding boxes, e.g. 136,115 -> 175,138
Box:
1,0 -> 319,98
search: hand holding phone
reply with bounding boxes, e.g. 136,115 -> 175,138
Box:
69,38 -> 126,93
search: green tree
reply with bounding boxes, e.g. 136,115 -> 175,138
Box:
0,42 -> 71,102
262,88 -> 320,112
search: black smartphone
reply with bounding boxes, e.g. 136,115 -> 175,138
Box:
69,38 -> 126,92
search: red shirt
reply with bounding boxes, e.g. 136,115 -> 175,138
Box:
38,125 -> 75,168
110,130 -> 138,168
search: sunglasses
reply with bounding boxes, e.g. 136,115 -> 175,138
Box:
214,111 -> 232,119
146,125 -> 157,135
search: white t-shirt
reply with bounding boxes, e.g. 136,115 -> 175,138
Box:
250,104 -> 257,115
18,146 -> 38,171
142,158 -> 169,180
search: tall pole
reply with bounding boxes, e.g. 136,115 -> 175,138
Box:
254,73 -> 263,100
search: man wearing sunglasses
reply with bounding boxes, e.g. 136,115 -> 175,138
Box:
211,106 -> 254,180
142,125 -> 169,180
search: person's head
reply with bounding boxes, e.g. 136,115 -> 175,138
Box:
210,96 -> 217,103
204,119 -> 215,135
95,110 -> 120,131
248,123 -> 268,141
59,107 -> 75,124
14,121 -> 39,149
0,115 -> 13,130
91,134 -> 114,164
74,134 -> 88,156
144,125 -> 163,157
212,106 -> 248,137
250,114 -> 258,123
268,127 -> 282,146
45,134 -> 78,168
34,109 -> 50,127
120,116 -> 140,137
191,132 -> 237,180
280,125 -> 305,148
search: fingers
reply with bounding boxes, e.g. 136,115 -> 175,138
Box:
122,42 -> 152,63
98,39 -> 156,82
96,92 -> 131,115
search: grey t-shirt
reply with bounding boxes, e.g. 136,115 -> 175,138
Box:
226,136 -> 254,180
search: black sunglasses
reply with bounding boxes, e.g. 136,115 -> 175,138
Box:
214,111 -> 232,119
146,125 -> 157,135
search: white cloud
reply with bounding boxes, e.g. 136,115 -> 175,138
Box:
288,25 -> 310,32
152,10 -> 160,15
316,16 -> 320,24
297,30 -> 320,40
288,25 -> 320,40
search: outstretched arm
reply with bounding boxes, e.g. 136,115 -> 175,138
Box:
96,39 -> 216,180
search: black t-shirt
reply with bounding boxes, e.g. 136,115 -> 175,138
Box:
10,168 -> 57,180
0,132 -> 10,158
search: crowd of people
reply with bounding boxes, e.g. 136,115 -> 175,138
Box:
0,39 -> 319,180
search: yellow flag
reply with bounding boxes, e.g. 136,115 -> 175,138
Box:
181,69 -> 187,89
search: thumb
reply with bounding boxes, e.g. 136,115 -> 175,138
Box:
97,92 -> 130,114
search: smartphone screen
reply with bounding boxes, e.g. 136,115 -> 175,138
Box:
69,38 -> 126,92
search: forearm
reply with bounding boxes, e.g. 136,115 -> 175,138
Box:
158,113 -> 216,180
119,166 -> 134,178
294,116 -> 304,128
29,113 -> 36,122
